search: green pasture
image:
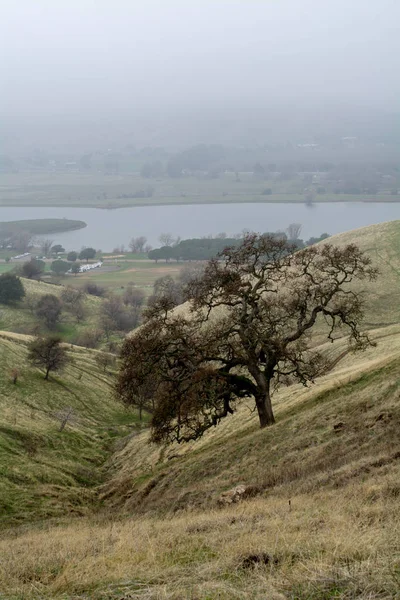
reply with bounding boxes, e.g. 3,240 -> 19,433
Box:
69,259 -> 183,293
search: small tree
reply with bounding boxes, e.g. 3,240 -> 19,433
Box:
36,294 -> 62,329
22,259 -> 45,279
79,248 -> 96,262
52,244 -> 65,254
148,248 -> 163,263
40,239 -> 54,256
52,406 -> 75,431
117,234 -> 378,443
123,285 -> 145,309
95,352 -> 116,373
129,236 -> 147,253
158,233 -> 175,247
67,251 -> 78,262
28,336 -> 68,380
100,296 -> 125,331
75,328 -> 103,349
83,282 -> 106,296
61,286 -> 85,305
0,273 -> 25,305
10,368 -> 19,384
61,287 -> 86,322
70,262 -> 81,276
286,223 -> 302,240
147,275 -> 183,310
51,260 -> 71,276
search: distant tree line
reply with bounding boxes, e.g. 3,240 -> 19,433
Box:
148,230 -> 330,263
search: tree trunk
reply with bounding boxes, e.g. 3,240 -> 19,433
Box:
44,367 -> 50,380
254,379 -> 275,428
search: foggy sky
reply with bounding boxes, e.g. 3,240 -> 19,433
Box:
1,0 -> 399,149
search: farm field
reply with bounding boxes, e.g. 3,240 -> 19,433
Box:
69,258 -> 184,294
0,258 -> 183,295
0,171 -> 398,208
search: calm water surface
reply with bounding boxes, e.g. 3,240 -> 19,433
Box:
0,203 -> 399,251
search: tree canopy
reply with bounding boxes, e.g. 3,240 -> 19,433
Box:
67,251 -> 78,262
117,234 -> 377,444
22,258 -> 45,279
0,273 -> 25,305
51,260 -> 71,275
36,294 -> 62,329
79,247 -> 96,262
28,336 -> 67,380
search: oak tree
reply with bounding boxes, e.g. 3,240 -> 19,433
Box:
79,247 -> 96,262
28,336 -> 68,380
36,294 -> 62,329
117,234 -> 377,443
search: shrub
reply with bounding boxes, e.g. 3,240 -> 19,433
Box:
36,294 -> 62,329
0,273 -> 25,305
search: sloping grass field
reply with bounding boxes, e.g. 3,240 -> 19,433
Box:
0,331 -> 138,525
0,278 -> 103,341
0,221 -> 399,599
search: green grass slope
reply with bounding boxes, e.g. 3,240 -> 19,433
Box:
0,331 -> 138,525
0,277 -> 103,341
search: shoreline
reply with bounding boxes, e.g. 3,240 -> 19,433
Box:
0,196 -> 400,210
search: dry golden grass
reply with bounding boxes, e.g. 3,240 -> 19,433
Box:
1,479 -> 399,599
318,220 -> 400,326
1,221 -> 400,599
102,324 -> 400,509
0,323 -> 392,598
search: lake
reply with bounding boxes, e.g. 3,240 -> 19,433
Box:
0,202 -> 399,251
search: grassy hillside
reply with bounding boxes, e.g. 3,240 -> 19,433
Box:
0,326 -> 399,599
0,331 -> 139,525
0,277 -> 103,341
0,221 -> 399,599
101,324 -> 400,512
317,219 -> 400,327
